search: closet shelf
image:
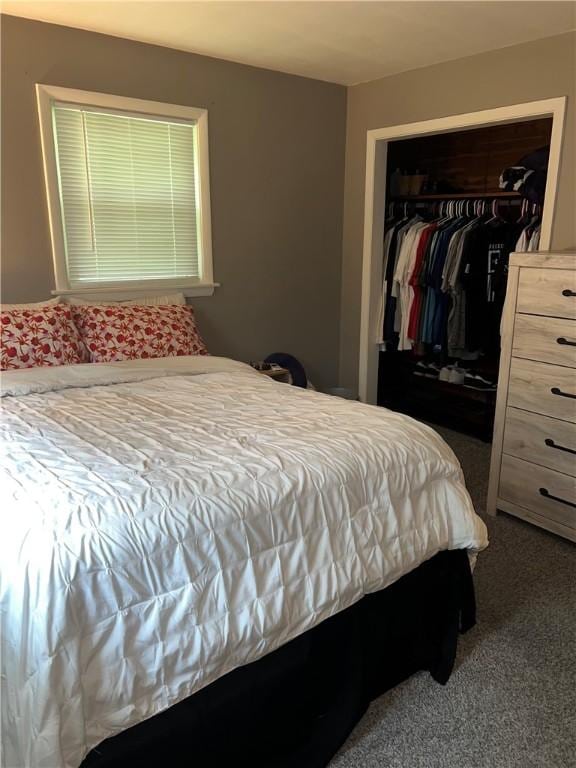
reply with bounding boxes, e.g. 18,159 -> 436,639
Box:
390,191 -> 520,201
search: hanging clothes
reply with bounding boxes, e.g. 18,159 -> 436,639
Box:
379,213 -> 421,348
515,210 -> 542,252
528,225 -> 541,251
459,215 -> 518,356
378,197 -> 540,360
393,220 -> 429,350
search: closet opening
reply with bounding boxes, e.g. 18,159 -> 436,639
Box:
378,119 -> 552,440
358,98 -> 566,442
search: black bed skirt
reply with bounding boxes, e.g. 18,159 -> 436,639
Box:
83,549 -> 475,768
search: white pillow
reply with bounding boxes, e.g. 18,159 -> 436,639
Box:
64,292 -> 186,306
1,297 -> 61,310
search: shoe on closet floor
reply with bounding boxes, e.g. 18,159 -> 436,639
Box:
463,373 -> 497,390
438,365 -> 467,384
414,361 -> 441,378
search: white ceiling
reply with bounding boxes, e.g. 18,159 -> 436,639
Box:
2,1 -> 575,85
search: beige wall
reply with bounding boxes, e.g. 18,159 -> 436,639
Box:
340,32 -> 576,392
0,15 -> 346,388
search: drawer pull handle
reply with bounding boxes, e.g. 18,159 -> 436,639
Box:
551,387 -> 576,400
557,337 -> 576,347
562,289 -> 576,297
539,487 -> 576,509
544,438 -> 576,455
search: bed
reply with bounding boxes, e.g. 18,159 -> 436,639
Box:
0,356 -> 488,768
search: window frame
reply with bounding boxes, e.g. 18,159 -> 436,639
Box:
36,84 -> 216,298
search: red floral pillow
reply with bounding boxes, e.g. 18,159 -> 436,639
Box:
1,305 -> 88,370
73,304 -> 208,363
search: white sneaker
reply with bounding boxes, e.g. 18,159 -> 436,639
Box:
448,367 -> 466,385
439,366 -> 453,382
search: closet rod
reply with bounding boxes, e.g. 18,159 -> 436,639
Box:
390,191 -> 520,201
397,199 -> 523,208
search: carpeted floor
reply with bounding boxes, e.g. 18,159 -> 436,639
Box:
331,425 -> 576,768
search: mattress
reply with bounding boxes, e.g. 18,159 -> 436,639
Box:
0,356 -> 488,768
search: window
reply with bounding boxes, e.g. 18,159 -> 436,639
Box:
36,86 -> 214,296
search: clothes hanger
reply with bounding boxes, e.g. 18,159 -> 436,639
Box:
516,198 -> 528,223
487,198 -> 501,223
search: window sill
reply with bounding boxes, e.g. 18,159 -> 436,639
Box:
51,283 -> 220,299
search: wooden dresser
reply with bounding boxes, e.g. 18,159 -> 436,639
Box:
488,252 -> 576,542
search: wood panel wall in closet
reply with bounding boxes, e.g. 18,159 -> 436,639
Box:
387,118 -> 552,196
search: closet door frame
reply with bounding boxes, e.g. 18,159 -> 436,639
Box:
358,97 -> 567,406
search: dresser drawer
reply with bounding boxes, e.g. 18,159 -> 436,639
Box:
517,268 -> 576,320
513,314 -> 576,368
508,358 -> 576,422
503,408 -> 576,477
499,454 -> 576,530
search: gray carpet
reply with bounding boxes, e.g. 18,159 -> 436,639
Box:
330,425 -> 576,768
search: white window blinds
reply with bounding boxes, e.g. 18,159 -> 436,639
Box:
52,104 -> 200,287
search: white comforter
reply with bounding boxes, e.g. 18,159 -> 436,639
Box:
0,356 -> 488,768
